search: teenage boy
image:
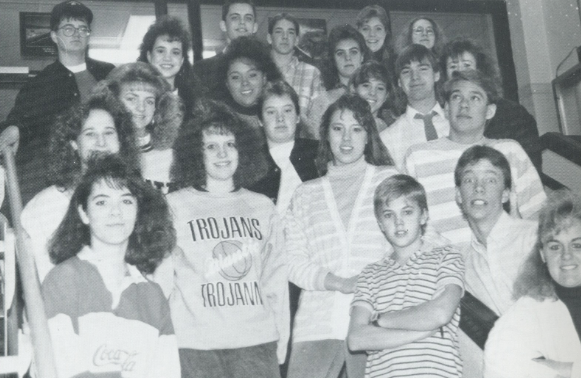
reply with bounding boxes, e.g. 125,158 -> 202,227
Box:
2,0 -> 114,203
455,145 -> 537,316
267,13 -> 323,125
404,70 -> 545,248
380,44 -> 449,171
194,0 -> 258,94
440,38 -> 542,173
348,174 -> 464,378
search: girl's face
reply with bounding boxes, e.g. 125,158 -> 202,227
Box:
355,78 -> 388,116
119,82 -> 156,131
78,180 -> 138,248
203,129 -> 239,187
411,19 -> 436,50
541,219 -> 581,288
147,35 -> 184,85
226,58 -> 267,107
71,109 -> 120,166
334,39 -> 364,81
328,109 -> 368,167
261,95 -> 299,144
358,17 -> 387,53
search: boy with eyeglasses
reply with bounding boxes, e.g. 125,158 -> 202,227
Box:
1,0 -> 114,203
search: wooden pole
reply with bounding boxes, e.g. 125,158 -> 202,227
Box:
2,148 -> 57,378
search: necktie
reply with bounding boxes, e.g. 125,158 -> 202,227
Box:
415,111 -> 438,141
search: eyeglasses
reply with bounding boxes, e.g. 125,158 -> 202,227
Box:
58,25 -> 91,37
412,27 -> 435,36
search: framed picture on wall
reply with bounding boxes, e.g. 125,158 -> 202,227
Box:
20,12 -> 57,57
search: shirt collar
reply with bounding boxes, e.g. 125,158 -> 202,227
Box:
470,211 -> 515,252
270,140 -> 295,166
406,103 -> 445,123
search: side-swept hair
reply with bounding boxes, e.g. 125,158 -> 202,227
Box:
374,174 -> 429,231
268,13 -> 299,35
47,89 -> 140,190
172,99 -> 268,188
258,79 -> 300,119
443,69 -> 500,105
49,155 -> 176,274
322,24 -> 372,91
98,62 -> 183,150
513,189 -> 581,301
395,16 -> 446,57
395,44 -> 439,76
350,60 -> 394,90
222,0 -> 256,21
439,38 -> 500,85
454,145 -> 511,189
356,5 -> 391,31
316,94 -> 393,175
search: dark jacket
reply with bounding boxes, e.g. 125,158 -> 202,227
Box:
250,138 -> 320,203
485,98 -> 542,173
3,57 -> 114,147
192,53 -> 224,99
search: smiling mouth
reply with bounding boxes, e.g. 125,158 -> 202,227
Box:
215,161 -> 231,167
471,199 -> 487,206
394,230 -> 407,237
561,264 -> 579,271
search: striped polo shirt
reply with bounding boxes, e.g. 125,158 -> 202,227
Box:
352,242 -> 465,377
404,137 -> 546,248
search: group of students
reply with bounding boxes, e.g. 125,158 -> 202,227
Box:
1,0 -> 580,377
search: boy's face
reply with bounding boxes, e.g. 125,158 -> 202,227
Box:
220,3 -> 257,43
398,58 -> 439,103
50,17 -> 90,55
456,159 -> 509,223
268,19 -> 298,55
377,195 -> 427,251
445,80 -> 496,138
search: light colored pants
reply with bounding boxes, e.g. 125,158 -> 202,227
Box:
287,339 -> 367,378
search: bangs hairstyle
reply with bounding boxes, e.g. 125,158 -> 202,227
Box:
47,89 -> 140,190
172,99 -> 268,188
316,94 -> 393,175
350,60 -> 394,90
395,44 -> 439,76
268,13 -> 299,35
49,155 -> 176,274
50,1 -> 93,30
395,16 -> 446,57
374,174 -> 428,228
98,62 -> 184,150
222,0 -> 256,21
218,36 -> 282,97
455,145 -> 511,213
258,80 -> 300,119
513,189 -> 581,301
440,38 -> 501,86
322,24 -> 372,90
443,69 -> 500,105
356,5 -> 391,31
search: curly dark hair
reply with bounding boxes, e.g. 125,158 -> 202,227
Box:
395,16 -> 446,58
440,38 -> 503,96
98,62 -> 184,150
316,94 -> 393,175
172,99 -> 268,189
49,154 -> 176,274
138,16 -> 202,114
47,89 -> 140,190
322,25 -> 372,91
216,36 -> 282,101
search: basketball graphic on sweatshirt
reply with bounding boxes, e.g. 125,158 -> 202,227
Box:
212,240 -> 253,281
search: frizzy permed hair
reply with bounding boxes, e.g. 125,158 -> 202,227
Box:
316,94 -> 393,175
217,36 -> 282,100
513,189 -> 581,301
394,16 -> 446,57
49,154 -> 176,274
97,62 -> 184,150
47,89 -> 140,190
171,99 -> 268,189
322,24 -> 372,91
